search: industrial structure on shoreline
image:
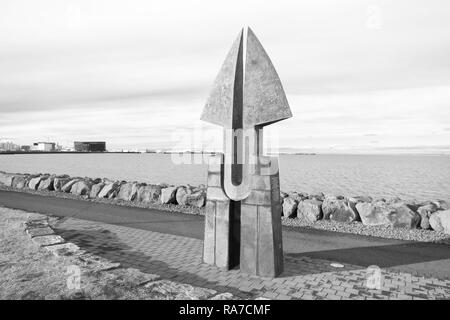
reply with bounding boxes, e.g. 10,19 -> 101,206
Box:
0,139 -> 107,153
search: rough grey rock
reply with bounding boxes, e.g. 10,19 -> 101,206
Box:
429,212 -> 443,232
26,227 -> 55,238
38,176 -> 55,191
433,200 -> 450,211
347,195 -> 373,203
0,172 -> 14,186
91,178 -> 102,184
417,203 -> 439,230
325,195 -> 345,201
323,198 -> 359,223
74,253 -> 121,272
184,190 -> 206,207
70,180 -> 92,196
136,184 -> 162,203
28,176 -> 45,190
356,202 -> 392,226
289,192 -> 307,202
90,182 -> 105,198
11,175 -> 28,189
45,243 -> 81,257
387,202 -> 420,229
176,186 -> 192,205
97,182 -> 120,199
24,218 -> 49,229
117,182 -> 139,201
102,178 -> 114,184
32,235 -> 65,246
429,210 -> 450,234
158,182 -> 170,189
53,177 -> 71,191
61,179 -> 80,193
282,197 -> 298,218
386,197 -> 403,205
160,186 -> 178,204
192,184 -> 206,193
309,193 -> 325,202
297,199 -> 323,222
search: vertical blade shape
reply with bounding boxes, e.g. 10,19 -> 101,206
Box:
201,29 -> 244,128
243,27 -> 292,128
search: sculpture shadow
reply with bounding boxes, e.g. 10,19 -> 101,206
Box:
54,226 -> 260,299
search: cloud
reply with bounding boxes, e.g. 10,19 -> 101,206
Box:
1,0 -> 450,153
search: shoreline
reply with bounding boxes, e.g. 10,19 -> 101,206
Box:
1,170 -> 449,243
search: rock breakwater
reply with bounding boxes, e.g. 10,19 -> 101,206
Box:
1,170 -> 449,236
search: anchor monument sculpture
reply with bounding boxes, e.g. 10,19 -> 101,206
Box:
201,27 -> 292,278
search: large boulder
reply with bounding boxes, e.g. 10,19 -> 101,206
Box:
347,196 -> 372,204
429,210 -> 450,234
356,202 -> 392,226
288,192 -> 307,203
160,186 -> 178,204
297,199 -> 323,223
117,182 -> 139,201
433,200 -> 450,211
28,176 -> 46,190
282,197 -> 298,218
91,178 -> 102,184
38,176 -> 55,191
61,179 -> 80,193
176,186 -> 193,205
11,175 -> 28,189
324,195 -> 345,201
70,180 -> 92,196
90,182 -> 105,198
0,172 -> 14,186
308,193 -> 325,202
387,202 -> 420,229
53,177 -> 71,191
136,184 -> 162,203
322,198 -> 359,223
184,190 -> 206,207
417,203 -> 439,230
97,182 -> 120,199
386,197 -> 403,205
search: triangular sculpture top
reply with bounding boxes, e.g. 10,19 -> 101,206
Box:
201,27 -> 292,128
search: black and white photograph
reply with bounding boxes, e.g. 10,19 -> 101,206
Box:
0,0 -> 449,309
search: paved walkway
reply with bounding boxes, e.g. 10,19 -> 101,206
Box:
2,190 -> 450,280
53,217 -> 450,300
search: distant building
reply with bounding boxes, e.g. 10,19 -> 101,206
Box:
20,145 -> 31,152
31,142 -> 56,152
0,141 -> 20,152
74,141 -> 106,152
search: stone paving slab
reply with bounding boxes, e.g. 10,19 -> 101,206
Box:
53,218 -> 450,300
45,242 -> 82,257
31,234 -> 65,247
26,226 -> 55,238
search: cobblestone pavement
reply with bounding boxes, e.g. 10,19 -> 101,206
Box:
53,217 -> 450,300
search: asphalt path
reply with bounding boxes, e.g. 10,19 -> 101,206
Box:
1,190 -> 449,279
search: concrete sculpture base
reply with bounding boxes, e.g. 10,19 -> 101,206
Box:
203,154 -> 284,278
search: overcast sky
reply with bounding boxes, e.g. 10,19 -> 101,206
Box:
1,0 -> 450,153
